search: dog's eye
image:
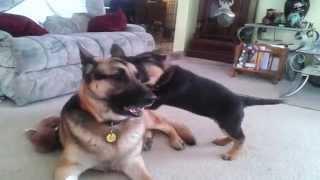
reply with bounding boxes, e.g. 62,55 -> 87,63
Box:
94,73 -> 108,80
111,69 -> 126,81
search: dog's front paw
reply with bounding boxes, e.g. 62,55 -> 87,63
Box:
143,138 -> 153,151
170,138 -> 186,151
221,154 -> 234,161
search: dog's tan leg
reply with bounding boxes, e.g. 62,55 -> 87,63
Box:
122,156 -> 152,180
150,112 -> 186,150
54,150 -> 93,180
155,122 -> 186,150
212,137 -> 232,146
221,139 -> 244,161
144,111 -> 186,150
54,160 -> 84,180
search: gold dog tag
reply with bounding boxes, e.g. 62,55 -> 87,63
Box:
106,132 -> 117,143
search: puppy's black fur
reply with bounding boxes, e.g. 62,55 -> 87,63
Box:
151,65 -> 282,130
150,65 -> 283,159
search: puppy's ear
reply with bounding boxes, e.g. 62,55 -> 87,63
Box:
155,66 -> 175,88
111,44 -> 126,58
78,45 -> 97,76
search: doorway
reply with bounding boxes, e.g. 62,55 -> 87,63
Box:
106,0 -> 178,54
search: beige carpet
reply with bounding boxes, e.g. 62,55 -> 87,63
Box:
0,58 -> 319,180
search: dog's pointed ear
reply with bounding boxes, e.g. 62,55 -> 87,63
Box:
111,44 -> 126,58
78,45 -> 97,75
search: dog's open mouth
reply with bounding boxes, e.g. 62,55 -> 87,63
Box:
123,103 -> 153,117
123,106 -> 143,117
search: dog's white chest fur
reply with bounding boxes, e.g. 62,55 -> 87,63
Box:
67,118 -> 145,170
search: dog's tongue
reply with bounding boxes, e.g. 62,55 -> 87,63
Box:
124,106 -> 142,116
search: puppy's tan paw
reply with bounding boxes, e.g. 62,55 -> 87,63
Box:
170,138 -> 186,151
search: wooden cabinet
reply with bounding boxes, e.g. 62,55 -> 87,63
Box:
232,43 -> 288,83
186,0 -> 258,63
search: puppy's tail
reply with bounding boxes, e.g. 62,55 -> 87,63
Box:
240,95 -> 284,107
167,121 -> 197,146
25,116 -> 62,153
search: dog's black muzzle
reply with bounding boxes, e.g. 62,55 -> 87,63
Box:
109,82 -> 156,117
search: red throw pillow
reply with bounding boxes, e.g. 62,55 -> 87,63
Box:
0,13 -> 48,37
88,9 -> 127,32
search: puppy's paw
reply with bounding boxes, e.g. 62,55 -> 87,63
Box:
170,138 -> 186,151
142,138 -> 153,151
221,154 -> 234,161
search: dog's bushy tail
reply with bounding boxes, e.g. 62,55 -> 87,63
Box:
240,95 -> 284,107
168,121 -> 197,146
25,116 -> 62,153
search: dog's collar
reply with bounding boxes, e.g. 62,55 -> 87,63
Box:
103,118 -> 130,127
103,118 -> 130,143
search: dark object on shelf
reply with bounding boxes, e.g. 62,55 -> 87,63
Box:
186,0 -> 258,63
284,0 -> 310,19
285,0 -> 310,28
309,76 -> 320,87
232,43 -> 288,84
262,9 -> 285,26
109,0 -> 167,28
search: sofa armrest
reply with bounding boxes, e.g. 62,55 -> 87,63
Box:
125,24 -> 146,32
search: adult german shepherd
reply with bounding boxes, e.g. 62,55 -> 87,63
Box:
27,47 -> 196,180
110,44 -> 283,161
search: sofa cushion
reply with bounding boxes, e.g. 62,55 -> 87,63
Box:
0,13 -> 48,37
0,30 -> 14,97
13,35 -> 81,74
6,65 -> 82,106
88,9 -> 127,32
43,13 -> 92,34
0,30 -> 15,68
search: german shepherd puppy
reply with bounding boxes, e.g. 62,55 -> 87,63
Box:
111,44 -> 283,161
49,47 -> 195,180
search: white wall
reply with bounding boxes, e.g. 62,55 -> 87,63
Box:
173,0 -> 199,52
7,0 -> 87,23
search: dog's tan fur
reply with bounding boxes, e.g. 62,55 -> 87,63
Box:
53,50 -> 194,180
